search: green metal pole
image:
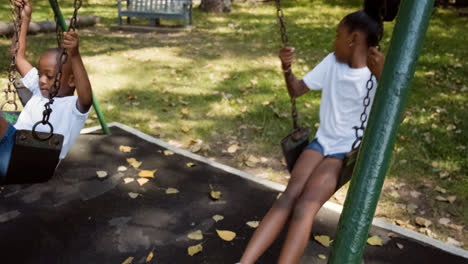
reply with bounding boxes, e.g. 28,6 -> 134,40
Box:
48,0 -> 111,135
328,0 -> 435,263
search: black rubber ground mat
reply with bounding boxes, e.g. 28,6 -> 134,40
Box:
0,125 -> 466,264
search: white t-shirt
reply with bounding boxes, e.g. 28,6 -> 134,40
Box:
303,53 -> 377,155
14,68 -> 90,159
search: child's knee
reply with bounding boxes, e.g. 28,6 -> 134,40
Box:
291,196 -> 320,221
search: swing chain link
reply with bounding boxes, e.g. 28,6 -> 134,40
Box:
2,0 -> 23,111
34,0 -> 82,140
351,73 -> 374,150
275,0 -> 299,130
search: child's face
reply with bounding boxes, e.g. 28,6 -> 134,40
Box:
333,22 -> 352,63
37,51 -> 73,98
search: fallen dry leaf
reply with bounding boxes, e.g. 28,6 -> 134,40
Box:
127,158 -> 142,169
435,195 -> 448,202
123,178 -> 134,184
212,215 -> 224,222
138,170 -> 156,178
187,230 -> 204,240
186,162 -> 196,168
163,150 -> 175,156
447,237 -> 463,247
209,185 -> 221,200
166,188 -> 179,194
410,190 -> 422,199
122,257 -> 134,264
447,195 -> 457,203
227,144 -> 239,153
128,192 -> 139,199
119,145 -> 132,153
137,178 -> 149,186
187,243 -> 203,256
318,254 -> 327,260
118,166 -> 128,172
396,243 -> 404,249
181,108 -> 189,116
314,235 -> 332,247
246,221 -> 260,228
96,171 -> 108,179
438,218 -> 451,226
146,251 -> 154,262
367,236 -> 383,246
415,217 -> 432,227
439,171 -> 450,179
448,224 -> 463,231
216,229 -> 236,241
181,125 -> 191,133
435,186 -> 447,194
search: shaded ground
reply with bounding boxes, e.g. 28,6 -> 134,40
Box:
0,126 -> 466,264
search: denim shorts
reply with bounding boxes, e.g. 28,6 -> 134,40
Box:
305,138 -> 347,160
0,122 -> 16,181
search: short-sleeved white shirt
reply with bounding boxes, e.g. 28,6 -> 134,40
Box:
302,53 -> 377,155
14,68 -> 90,159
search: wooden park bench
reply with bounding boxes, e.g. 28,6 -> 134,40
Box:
118,0 -> 193,27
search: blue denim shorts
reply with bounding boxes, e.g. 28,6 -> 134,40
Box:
305,138 -> 347,160
0,122 -> 16,180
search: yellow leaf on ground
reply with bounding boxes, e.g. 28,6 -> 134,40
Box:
137,178 -> 149,186
166,188 -> 179,194
128,192 -> 139,199
318,254 -> 327,260
181,125 -> 191,133
187,243 -> 203,256
314,235 -> 332,247
367,236 -> 383,246
96,171 -> 108,178
163,150 -> 174,156
227,144 -> 239,153
146,251 -> 154,262
187,230 -> 204,240
181,108 -> 189,116
186,162 -> 196,167
119,145 -> 132,153
127,158 -> 142,169
212,215 -> 224,222
209,185 -> 221,200
246,221 -> 260,228
123,178 -> 134,184
216,229 -> 236,241
138,170 -> 156,178
122,256 -> 134,264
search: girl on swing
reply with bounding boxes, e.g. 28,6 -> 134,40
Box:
0,0 -> 92,180
239,2 -> 398,263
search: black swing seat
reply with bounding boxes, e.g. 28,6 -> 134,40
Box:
2,130 -> 64,185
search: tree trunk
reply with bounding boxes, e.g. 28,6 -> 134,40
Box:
200,0 -> 232,13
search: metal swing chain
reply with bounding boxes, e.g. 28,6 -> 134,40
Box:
351,2 -> 387,151
1,0 -> 23,111
275,0 -> 299,130
33,0 -> 82,141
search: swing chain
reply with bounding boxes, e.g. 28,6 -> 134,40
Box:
34,0 -> 82,140
275,0 -> 299,130
2,0 -> 23,111
351,73 -> 374,150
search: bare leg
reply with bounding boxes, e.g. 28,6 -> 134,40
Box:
0,115 -> 8,139
277,157 -> 343,264
240,150 -> 323,264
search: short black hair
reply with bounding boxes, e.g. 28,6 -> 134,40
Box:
342,10 -> 383,47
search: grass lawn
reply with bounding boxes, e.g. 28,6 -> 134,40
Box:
1,0 -> 467,249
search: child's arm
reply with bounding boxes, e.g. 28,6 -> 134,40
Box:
367,47 -> 385,81
14,0 -> 33,77
279,46 -> 309,98
63,31 -> 93,113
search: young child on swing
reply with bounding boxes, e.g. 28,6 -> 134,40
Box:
239,2 -> 398,263
0,0 -> 92,180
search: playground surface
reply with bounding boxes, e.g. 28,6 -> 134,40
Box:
0,123 -> 467,264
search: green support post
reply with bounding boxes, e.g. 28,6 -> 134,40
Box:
48,0 -> 111,135
328,0 -> 435,263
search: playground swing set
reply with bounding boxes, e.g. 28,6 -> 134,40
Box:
0,0 -> 109,185
0,0 -> 436,262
